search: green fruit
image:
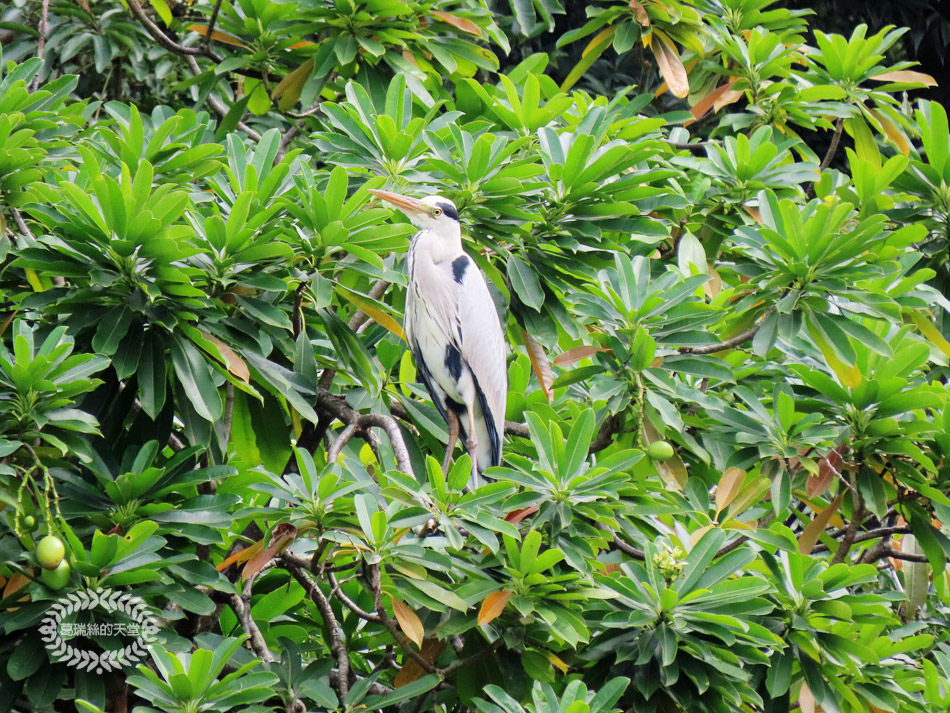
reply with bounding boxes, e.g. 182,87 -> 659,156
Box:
22,515 -> 35,529
41,560 -> 71,590
36,535 -> 66,570
647,441 -> 675,461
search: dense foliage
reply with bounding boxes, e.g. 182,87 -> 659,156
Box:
1,0 -> 950,711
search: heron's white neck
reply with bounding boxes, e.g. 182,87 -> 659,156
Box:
411,225 -> 463,263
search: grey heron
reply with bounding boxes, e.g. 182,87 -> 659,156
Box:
369,189 -> 506,489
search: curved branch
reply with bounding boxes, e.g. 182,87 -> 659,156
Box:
283,557 -> 350,702
366,562 -> 438,675
316,390 -> 412,475
127,0 -> 216,58
228,593 -> 276,663
678,304 -> 777,355
328,570 -> 382,623
611,533 -> 646,560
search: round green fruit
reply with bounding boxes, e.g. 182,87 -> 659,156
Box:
36,535 -> 66,570
41,560 -> 71,590
22,515 -> 35,529
647,441 -> 675,461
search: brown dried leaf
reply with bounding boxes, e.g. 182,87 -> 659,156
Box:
429,11 -> 482,37
553,345 -> 611,367
808,447 -> 841,498
394,638 -> 446,687
870,70 -> 938,86
715,467 -> 746,517
272,58 -> 315,112
242,523 -> 297,581
522,329 -> 553,404
392,597 -> 425,648
200,330 -> 250,382
186,24 -> 250,49
629,0 -> 650,26
685,80 -> 736,127
505,505 -> 539,525
217,540 -> 264,572
651,30 -> 689,98
478,590 -> 513,626
797,492 -> 844,555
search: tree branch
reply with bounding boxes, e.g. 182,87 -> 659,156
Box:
611,533 -> 646,560
366,562 -> 439,674
679,305 -> 777,355
127,0 -> 217,58
316,389 -> 412,475
283,557 -> 350,702
31,0 -> 50,92
328,570 -> 381,623
229,592 -> 276,663
183,56 -> 262,142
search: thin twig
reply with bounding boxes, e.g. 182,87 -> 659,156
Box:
864,547 -> 928,564
328,570 -> 381,622
831,475 -> 864,565
31,0 -> 50,91
820,117 -> 845,171
316,390 -> 412,475
679,304 -> 777,355
183,57 -> 262,141
223,383 -> 235,445
812,525 -> 913,554
204,0 -> 225,50
437,639 -> 503,677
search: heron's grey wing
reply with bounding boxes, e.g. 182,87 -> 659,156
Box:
454,254 -> 507,462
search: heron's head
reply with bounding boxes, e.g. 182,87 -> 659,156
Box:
369,190 -> 459,235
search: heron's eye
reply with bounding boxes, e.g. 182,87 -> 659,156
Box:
432,207 -> 443,217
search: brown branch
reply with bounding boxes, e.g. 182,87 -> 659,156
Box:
223,382 -> 235,445
283,557 -> 350,702
327,423 -> 359,464
229,592 -> 276,663
31,0 -> 50,92
611,533 -> 646,560
863,546 -> 928,564
678,304 -> 777,355
366,562 -> 438,674
820,117 -> 845,172
437,639 -> 503,677
812,525 -> 914,554
317,390 -> 412,475
831,477 -> 864,565
127,0 -> 215,58
183,57 -> 262,142
204,0 -> 225,51
328,570 -> 381,623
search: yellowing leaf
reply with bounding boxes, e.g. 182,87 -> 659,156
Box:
338,288 -> 406,341
272,58 -> 314,112
200,330 -> 250,382
685,80 -> 737,127
651,30 -> 689,98
629,0 -> 650,26
149,0 -> 173,25
186,24 -> 250,49
243,523 -> 297,581
584,26 -> 618,57
690,524 -> 713,547
391,597 -> 425,647
478,590 -> 513,626
394,639 -> 446,687
217,540 -> 264,571
867,108 -> 910,156
522,329 -> 553,404
430,11 -> 482,37
798,491 -> 844,555
547,652 -> 568,674
655,452 -> 688,491
870,70 -> 938,87
553,345 -> 611,366
910,310 -> 950,359
715,467 -> 746,517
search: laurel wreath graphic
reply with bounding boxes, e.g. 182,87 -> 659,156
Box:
39,588 -> 159,673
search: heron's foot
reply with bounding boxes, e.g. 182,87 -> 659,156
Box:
465,435 -> 479,491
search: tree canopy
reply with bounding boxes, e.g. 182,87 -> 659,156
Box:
2,1 -> 950,712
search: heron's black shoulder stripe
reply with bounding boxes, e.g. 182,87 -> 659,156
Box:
437,202 -> 459,221
444,343 -> 462,382
451,255 -> 469,284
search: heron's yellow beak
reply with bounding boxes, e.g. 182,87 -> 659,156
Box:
368,189 -> 429,217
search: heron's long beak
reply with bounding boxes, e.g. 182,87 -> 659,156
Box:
368,189 -> 428,217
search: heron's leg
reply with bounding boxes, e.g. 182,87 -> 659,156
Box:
443,409 -> 460,473
464,405 -> 479,490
